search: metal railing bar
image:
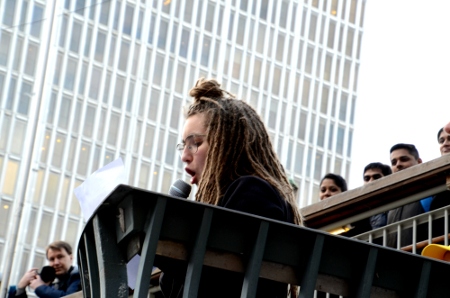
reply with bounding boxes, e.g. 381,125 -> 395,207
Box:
241,221 -> 269,298
183,208 -> 214,298
134,197 -> 167,298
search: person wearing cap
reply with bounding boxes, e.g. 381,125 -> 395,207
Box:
421,244 -> 450,261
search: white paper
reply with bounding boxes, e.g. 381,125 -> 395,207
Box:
74,157 -> 127,221
74,157 -> 139,289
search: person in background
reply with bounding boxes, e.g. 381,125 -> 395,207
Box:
425,126 -> 450,243
8,241 -> 81,298
319,173 -> 347,201
363,162 -> 392,229
437,126 -> 450,156
387,143 -> 431,249
317,175 -> 347,298
159,78 -> 301,298
445,121 -> 450,135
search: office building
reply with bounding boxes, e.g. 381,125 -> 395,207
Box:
0,0 -> 366,289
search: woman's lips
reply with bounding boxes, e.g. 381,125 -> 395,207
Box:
185,168 -> 196,184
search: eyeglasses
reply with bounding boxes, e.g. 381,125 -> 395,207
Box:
176,134 -> 207,156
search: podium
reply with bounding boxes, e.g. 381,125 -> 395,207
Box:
77,185 -> 450,298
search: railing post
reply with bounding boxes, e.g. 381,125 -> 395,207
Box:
240,221 -> 269,298
183,208 -> 214,298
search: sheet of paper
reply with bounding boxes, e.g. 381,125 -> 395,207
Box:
74,157 -> 140,289
74,157 -> 127,220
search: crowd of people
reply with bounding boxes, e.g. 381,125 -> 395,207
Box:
319,123 -> 450,250
8,76 -> 450,297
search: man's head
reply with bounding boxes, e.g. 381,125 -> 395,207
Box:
438,127 -> 450,155
445,121 -> 450,135
389,143 -> 422,173
363,162 -> 392,184
46,241 -> 73,276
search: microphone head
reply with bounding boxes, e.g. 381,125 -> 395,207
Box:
169,179 -> 192,198
40,266 -> 56,283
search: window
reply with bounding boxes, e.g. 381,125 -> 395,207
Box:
320,85 -> 329,114
107,113 -> 120,146
0,32 -> 11,66
143,125 -> 155,158
165,134 -> 177,165
77,142 -> 91,176
44,172 -> 60,207
30,5 -> 43,37
18,81 -> 32,115
113,76 -> 125,109
175,64 -> 185,93
83,105 -> 96,138
37,213 -> 52,247
3,0 -> 16,26
89,67 -> 102,99
10,121 -> 26,155
201,36 -> 211,67
336,126 -> 345,155
70,21 -> 82,53
123,4 -> 134,35
94,31 -> 106,62
339,93 -> 348,121
276,34 -> 285,62
118,41 -> 130,71
58,96 -> 71,130
158,19 -> 169,49
314,151 -> 323,180
179,28 -> 190,58
3,159 -> 19,196
236,15 -> 246,45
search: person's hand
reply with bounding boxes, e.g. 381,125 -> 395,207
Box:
29,274 -> 46,290
17,268 -> 38,289
445,121 -> 450,134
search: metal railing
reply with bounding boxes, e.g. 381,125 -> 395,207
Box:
77,180 -> 450,297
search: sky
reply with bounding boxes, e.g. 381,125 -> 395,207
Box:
348,0 -> 450,189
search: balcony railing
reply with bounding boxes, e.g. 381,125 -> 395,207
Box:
301,154 -> 450,257
77,154 -> 450,298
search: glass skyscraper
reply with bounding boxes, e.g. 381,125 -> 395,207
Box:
0,0 -> 366,292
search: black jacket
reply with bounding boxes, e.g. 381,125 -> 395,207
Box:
159,176 -> 294,297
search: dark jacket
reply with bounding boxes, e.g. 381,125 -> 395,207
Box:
386,202 -> 426,249
429,191 -> 450,241
159,176 -> 294,298
370,212 -> 387,229
10,266 -> 81,298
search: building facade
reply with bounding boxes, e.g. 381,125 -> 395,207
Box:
0,0 -> 366,291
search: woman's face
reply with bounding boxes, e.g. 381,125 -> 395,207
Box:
180,113 -> 209,185
319,178 -> 342,200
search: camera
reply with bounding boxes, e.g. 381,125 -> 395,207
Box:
38,266 -> 56,283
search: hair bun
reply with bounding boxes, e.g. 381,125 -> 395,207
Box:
189,78 -> 224,100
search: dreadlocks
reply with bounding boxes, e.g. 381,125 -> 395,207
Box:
187,78 -> 302,226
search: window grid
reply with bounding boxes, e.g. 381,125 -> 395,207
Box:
0,0 -> 366,279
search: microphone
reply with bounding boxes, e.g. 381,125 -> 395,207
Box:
39,266 -> 56,283
169,179 -> 192,198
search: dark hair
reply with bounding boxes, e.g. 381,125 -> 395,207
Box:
390,143 -> 420,160
46,241 -> 72,259
186,78 -> 301,225
438,127 -> 444,142
320,173 -> 348,192
363,162 -> 392,177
